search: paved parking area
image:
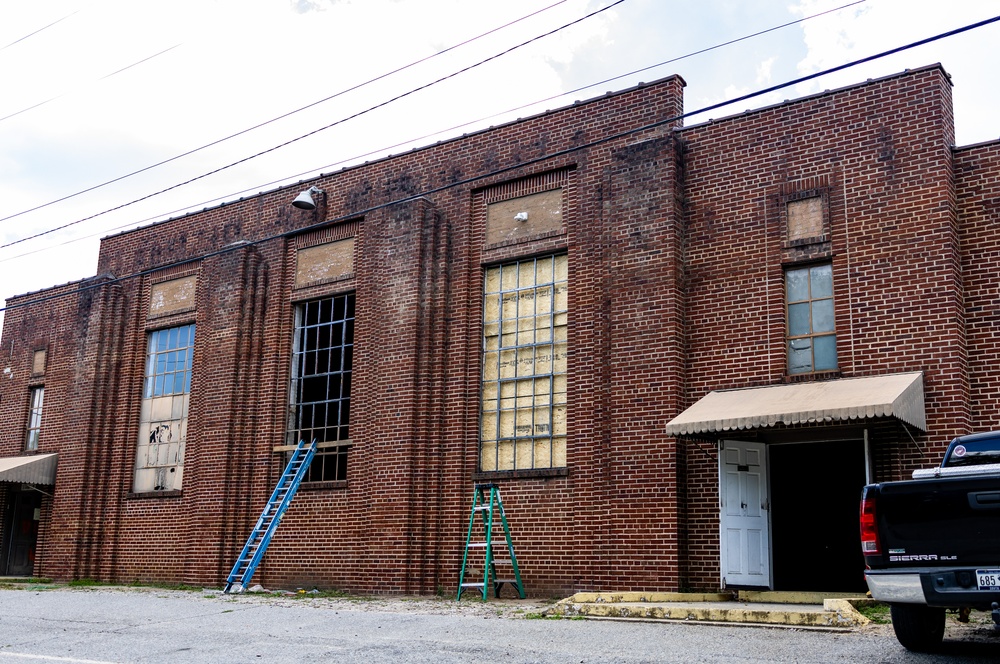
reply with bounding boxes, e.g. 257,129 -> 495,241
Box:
0,586 -> 997,663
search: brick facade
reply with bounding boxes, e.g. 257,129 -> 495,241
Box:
2,65 -> 997,594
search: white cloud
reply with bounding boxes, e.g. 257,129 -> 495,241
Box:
756,56 -> 777,84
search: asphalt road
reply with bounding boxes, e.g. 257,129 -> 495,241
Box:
0,587 -> 998,663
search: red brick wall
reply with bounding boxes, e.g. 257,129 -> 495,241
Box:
3,76 -> 690,594
676,65 -> 967,589
2,66 -> 994,595
957,140 -> 1000,431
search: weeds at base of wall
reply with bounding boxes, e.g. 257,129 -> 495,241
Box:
277,588 -> 355,600
854,602 -> 890,624
524,612 -> 582,620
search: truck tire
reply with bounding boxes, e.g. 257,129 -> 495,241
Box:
890,603 -> 945,652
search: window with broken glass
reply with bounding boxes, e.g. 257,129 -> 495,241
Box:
26,386 -> 44,451
786,263 -> 837,374
134,324 -> 195,492
480,255 -> 567,472
287,294 -> 354,483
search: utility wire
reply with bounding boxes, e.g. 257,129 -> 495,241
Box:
3,14 -> 997,316
0,0 -> 908,262
0,0 -> 573,227
6,0 -> 853,251
0,44 -> 182,123
0,0 -> 938,262
0,9 -> 80,52
0,0 -> 866,260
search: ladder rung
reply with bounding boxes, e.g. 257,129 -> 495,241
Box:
468,542 -> 489,548
461,583 -> 485,588
473,506 -> 491,511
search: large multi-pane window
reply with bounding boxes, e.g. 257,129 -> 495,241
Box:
786,263 -> 837,374
287,294 -> 354,483
481,255 -> 567,471
26,387 -> 44,451
134,324 -> 195,492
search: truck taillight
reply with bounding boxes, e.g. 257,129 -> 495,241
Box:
860,490 -> 880,555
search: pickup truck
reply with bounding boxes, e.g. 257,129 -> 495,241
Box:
861,430 -> 1000,651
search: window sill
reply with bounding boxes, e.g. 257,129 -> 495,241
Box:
785,370 -> 841,383
473,467 -> 569,481
299,480 -> 348,491
127,490 -> 183,499
782,234 -> 829,249
273,440 -> 353,453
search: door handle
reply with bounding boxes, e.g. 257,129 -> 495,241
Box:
969,492 -> 1000,510
741,502 -> 747,510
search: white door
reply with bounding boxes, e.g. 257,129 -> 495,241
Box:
719,440 -> 770,588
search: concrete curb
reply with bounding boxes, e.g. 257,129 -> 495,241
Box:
547,592 -> 871,629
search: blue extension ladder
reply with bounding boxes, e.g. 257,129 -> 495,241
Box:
224,439 -> 317,594
457,483 -> 525,601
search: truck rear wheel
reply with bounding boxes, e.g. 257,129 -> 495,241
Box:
890,603 -> 945,652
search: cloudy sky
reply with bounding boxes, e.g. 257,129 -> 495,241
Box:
1,0 -> 998,329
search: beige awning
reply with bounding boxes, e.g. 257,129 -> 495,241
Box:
665,372 -> 925,437
0,453 -> 58,486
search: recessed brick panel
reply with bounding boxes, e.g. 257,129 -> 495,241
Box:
148,276 -> 197,317
486,189 -> 563,246
294,238 -> 355,288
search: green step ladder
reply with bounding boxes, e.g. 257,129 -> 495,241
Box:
457,483 -> 525,601
224,439 -> 316,594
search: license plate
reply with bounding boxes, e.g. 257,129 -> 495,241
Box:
977,569 -> 1000,591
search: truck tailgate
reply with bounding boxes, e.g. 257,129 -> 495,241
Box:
873,475 -> 1000,567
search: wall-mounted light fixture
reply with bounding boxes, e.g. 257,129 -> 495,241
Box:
514,212 -> 528,222
291,186 -> 325,211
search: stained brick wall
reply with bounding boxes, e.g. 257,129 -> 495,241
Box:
2,76 -> 690,594
2,65 -> 996,595
675,65 -> 967,589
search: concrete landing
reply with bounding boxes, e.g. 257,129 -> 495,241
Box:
547,591 -> 871,629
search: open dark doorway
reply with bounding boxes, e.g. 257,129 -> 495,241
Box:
769,440 -> 867,593
3,490 -> 42,576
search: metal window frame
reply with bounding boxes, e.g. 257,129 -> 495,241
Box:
785,263 -> 836,374
25,386 -> 44,451
287,293 -> 355,483
480,255 -> 567,472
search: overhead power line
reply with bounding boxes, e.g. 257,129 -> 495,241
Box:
1,0 -> 853,252
0,44 -> 182,123
0,0 -> 931,264
3,13 -> 997,316
0,0 -> 575,228
0,9 -> 80,52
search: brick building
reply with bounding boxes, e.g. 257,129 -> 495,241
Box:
2,64 -> 998,595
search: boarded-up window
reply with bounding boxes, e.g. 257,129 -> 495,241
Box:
481,255 -> 567,471
31,349 -> 46,376
287,294 -> 354,482
787,197 -> 824,242
134,324 -> 195,492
